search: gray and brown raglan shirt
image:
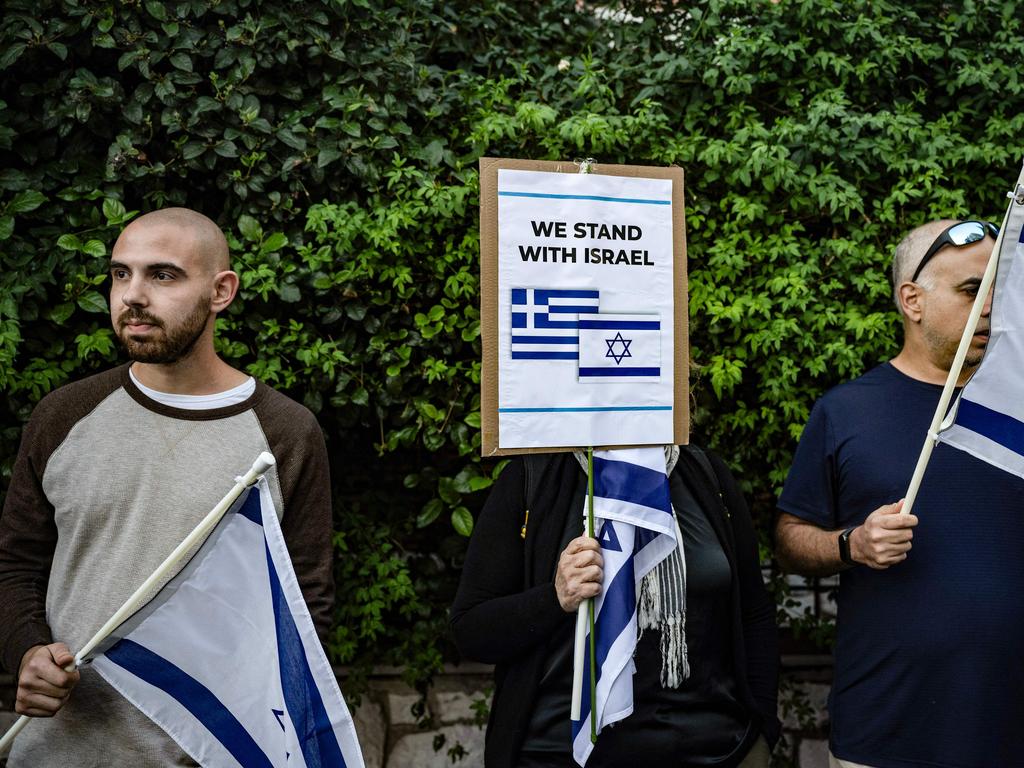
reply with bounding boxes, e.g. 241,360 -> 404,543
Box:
0,364 -> 334,767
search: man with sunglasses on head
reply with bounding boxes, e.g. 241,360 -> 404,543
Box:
774,220 -> 1024,768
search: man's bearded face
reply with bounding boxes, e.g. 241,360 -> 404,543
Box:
115,294 -> 211,364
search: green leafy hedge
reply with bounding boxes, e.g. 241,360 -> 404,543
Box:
3,0 -> 1024,728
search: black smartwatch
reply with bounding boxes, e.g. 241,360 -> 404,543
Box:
838,526 -> 857,566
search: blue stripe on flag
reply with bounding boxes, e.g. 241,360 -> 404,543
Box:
571,546 -> 637,738
511,335 -> 579,344
592,457 -> 672,514
266,543 -> 347,768
579,367 -> 660,377
956,398 -> 1024,455
511,351 -> 579,360
511,313 -> 527,328
511,289 -> 527,305
535,289 -> 599,304
104,639 -> 275,768
499,406 -> 672,413
548,305 -> 599,314
635,526 -> 658,551
534,315 -> 580,330
577,319 -> 660,330
499,191 -> 670,205
237,488 -> 264,526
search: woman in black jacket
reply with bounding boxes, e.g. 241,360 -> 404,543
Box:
450,447 -> 780,768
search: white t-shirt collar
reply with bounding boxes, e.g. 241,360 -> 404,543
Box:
129,367 -> 256,410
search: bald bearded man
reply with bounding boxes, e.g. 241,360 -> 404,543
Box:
0,208 -> 334,767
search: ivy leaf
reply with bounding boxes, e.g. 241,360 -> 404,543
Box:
318,147 -> 343,168
260,233 -> 288,253
169,52 -> 193,72
82,239 -> 106,258
418,139 -> 444,167
0,44 -> 26,70
182,142 -> 206,160
238,215 -> 262,242
77,291 -> 109,314
7,190 -> 45,213
214,140 -> 238,158
103,198 -> 125,223
57,234 -> 83,251
278,129 -> 307,151
74,329 -> 115,360
0,216 -> 13,241
416,498 -> 443,528
145,1 -> 167,21
451,507 -> 474,537
47,302 -> 75,324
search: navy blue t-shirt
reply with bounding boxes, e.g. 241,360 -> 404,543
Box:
779,362 -> 1024,768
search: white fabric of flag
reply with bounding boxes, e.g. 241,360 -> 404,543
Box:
572,447 -> 676,767
577,313 -> 661,382
939,182 -> 1024,478
510,287 -> 600,360
83,478 -> 364,768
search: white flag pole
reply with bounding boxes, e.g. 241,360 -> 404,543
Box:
569,592 -> 590,720
901,168 -> 1024,517
570,158 -> 599,729
0,451 -> 276,755
573,444 -> 598,729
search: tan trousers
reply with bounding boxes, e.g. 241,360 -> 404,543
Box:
738,736 -> 771,768
830,753 -> 875,768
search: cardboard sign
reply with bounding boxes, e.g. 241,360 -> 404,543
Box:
480,158 -> 689,456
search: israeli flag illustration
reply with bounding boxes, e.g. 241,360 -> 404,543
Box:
510,288 -> 600,360
577,313 -> 661,381
85,478 -> 364,768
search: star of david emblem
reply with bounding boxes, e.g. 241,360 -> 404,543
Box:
604,332 -> 632,365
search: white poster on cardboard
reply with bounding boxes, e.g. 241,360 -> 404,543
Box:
497,169 -> 674,449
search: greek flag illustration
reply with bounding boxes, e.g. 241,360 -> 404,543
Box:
572,448 -> 676,766
940,177 -> 1024,478
85,478 -> 364,768
510,288 -> 600,360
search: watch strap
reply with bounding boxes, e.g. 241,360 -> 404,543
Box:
838,526 -> 856,565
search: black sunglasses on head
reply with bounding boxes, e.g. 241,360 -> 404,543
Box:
910,220 -> 998,283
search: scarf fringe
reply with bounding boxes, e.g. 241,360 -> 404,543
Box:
659,613 -> 690,687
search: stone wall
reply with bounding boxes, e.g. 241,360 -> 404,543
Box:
350,664 -> 493,768
0,658 -> 832,767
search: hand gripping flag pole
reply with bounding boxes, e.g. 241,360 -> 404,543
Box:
0,452 -> 276,755
900,163 -> 1024,517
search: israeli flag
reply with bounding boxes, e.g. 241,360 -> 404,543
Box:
572,448 -> 676,766
510,287 -> 600,360
939,175 -> 1024,478
84,478 -> 364,768
577,314 -> 661,381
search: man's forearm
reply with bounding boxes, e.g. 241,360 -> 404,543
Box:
777,502 -> 914,575
775,513 -> 847,577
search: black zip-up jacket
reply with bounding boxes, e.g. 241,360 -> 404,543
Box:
450,448 -> 780,768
